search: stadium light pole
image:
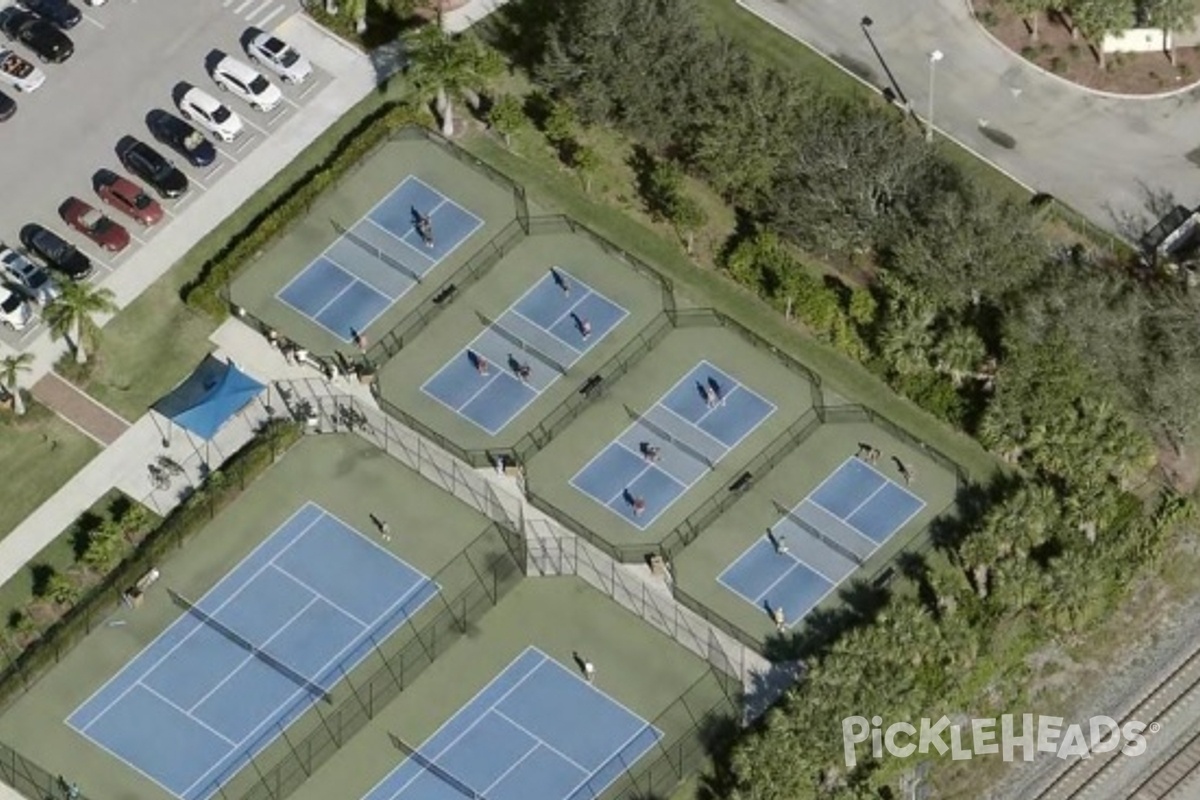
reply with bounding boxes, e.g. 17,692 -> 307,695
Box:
926,49 -> 944,143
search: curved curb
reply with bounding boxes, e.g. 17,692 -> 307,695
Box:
965,0 -> 1200,100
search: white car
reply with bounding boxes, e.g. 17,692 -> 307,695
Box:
177,87 -> 243,142
0,49 -> 43,93
246,32 -> 312,85
1,245 -> 58,305
211,55 -> 282,112
0,284 -> 35,330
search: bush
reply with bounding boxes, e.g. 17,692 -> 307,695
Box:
890,371 -> 965,426
182,105 -> 421,318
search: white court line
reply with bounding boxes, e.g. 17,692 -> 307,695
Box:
184,596 -> 321,714
407,174 -> 486,229
69,506 -> 326,733
509,307 -> 584,358
480,740 -> 547,796
183,509 -> 442,798
492,708 -> 589,771
324,251 -> 400,301
367,198 -> 446,264
139,682 -> 239,746
612,439 -> 689,491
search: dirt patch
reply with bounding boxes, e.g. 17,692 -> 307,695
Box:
973,0 -> 1200,95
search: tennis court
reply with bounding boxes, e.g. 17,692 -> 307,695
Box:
421,268 -> 628,435
365,648 -> 660,800
718,457 -> 924,628
67,502 -> 439,800
276,175 -> 482,343
570,361 -> 775,529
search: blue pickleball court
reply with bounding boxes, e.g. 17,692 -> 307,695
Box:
277,175 -> 483,342
67,503 -> 439,800
719,457 -> 925,628
571,361 -> 776,529
363,648 -> 660,800
422,268 -> 628,435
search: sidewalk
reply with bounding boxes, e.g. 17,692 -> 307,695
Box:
30,373 -> 130,447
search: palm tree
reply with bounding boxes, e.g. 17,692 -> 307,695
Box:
0,352 -> 33,416
402,22 -> 503,137
933,326 -> 986,386
44,282 -> 117,365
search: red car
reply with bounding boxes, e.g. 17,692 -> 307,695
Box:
59,196 -> 130,253
94,169 -> 163,227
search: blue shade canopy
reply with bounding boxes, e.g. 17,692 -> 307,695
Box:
152,355 -> 266,440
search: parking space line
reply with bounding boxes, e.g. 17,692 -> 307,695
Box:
265,108 -> 290,128
83,14 -> 104,30
282,95 -> 301,111
215,147 -> 239,164
244,0 -> 275,22
258,5 -> 286,27
234,0 -> 255,12
241,117 -> 269,137
233,133 -> 259,155
223,0 -> 236,6
188,173 -> 208,192
129,232 -> 147,247
172,194 -> 195,213
296,78 -> 322,101
205,161 -> 230,182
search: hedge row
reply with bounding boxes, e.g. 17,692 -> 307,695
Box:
182,103 -> 421,318
0,419 -> 303,712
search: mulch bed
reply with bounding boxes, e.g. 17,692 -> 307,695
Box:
973,0 -> 1200,95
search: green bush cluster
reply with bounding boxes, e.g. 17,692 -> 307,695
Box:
0,420 -> 302,712
182,105 -> 420,318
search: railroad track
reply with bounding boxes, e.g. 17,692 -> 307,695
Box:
1028,643 -> 1200,800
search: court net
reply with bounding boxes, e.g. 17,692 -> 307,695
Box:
340,224 -> 424,284
772,501 -> 865,567
167,588 -> 333,705
488,317 -> 568,375
389,732 -> 484,799
629,407 -> 714,470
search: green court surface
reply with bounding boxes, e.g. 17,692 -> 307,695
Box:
525,322 -> 817,550
228,135 -> 519,356
0,434 -> 499,800
375,226 -> 666,450
672,415 -> 959,644
277,577 -> 733,800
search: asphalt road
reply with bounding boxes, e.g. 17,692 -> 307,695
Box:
0,0 -> 326,348
738,0 -> 1200,239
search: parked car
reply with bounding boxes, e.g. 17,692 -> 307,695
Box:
1,245 -> 59,305
177,86 -> 243,142
117,139 -> 188,199
211,54 -> 281,111
94,169 -> 163,226
0,90 -> 14,121
59,196 -> 130,253
20,224 -> 93,280
0,9 -> 73,63
0,284 -> 35,330
19,0 -> 81,30
147,109 -> 216,168
0,49 -> 43,91
246,32 -> 312,84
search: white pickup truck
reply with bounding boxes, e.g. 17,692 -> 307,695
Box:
0,48 -> 44,92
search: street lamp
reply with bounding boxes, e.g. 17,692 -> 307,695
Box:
926,49 -> 944,143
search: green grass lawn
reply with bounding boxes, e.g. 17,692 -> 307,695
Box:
0,405 -> 99,541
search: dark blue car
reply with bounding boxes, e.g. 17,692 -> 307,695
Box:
20,0 -> 81,30
146,109 -> 217,168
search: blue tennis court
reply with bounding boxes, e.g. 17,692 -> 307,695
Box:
571,360 -> 776,530
364,648 -> 660,800
67,503 -> 439,800
277,175 -> 483,342
719,457 -> 925,628
422,268 -> 628,435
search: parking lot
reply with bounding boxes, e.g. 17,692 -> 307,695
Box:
0,0 -> 330,348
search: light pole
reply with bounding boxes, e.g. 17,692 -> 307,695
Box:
926,49 -> 944,143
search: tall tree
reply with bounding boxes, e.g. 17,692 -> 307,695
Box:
1071,0 -> 1136,69
45,282 -> 117,366
402,23 -> 502,137
0,352 -> 33,416
570,142 -> 601,194
486,94 -> 525,148
1006,0 -> 1053,42
1143,0 -> 1196,65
